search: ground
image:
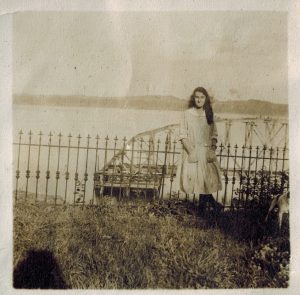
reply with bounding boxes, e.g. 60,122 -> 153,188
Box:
13,198 -> 290,289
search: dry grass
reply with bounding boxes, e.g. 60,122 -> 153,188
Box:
13,198 -> 289,289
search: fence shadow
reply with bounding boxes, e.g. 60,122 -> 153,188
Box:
14,249 -> 69,289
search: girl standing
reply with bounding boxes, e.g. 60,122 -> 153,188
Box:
177,87 -> 222,211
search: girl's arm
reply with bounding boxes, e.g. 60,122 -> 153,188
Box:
181,138 -> 193,154
210,123 -> 218,150
179,111 -> 192,154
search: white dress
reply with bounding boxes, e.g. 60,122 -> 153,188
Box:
176,108 -> 222,195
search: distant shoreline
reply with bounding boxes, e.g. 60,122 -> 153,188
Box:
13,94 -> 288,118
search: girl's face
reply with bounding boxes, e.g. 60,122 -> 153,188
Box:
194,91 -> 206,108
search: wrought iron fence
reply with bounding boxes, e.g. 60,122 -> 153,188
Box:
13,130 -> 289,209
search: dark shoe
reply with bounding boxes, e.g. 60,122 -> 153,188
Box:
198,194 -> 208,214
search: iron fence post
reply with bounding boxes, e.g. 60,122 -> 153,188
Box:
15,130 -> 23,202
64,134 -> 72,204
244,145 -> 252,213
45,132 -> 53,203
169,139 -> 177,200
35,131 -> 42,203
230,144 -> 238,208
73,134 -> 81,205
216,143 -> 224,203
223,144 -> 231,209
25,130 -> 32,203
83,135 -> 91,206
54,133 -> 62,205
160,135 -> 169,200
92,134 -> 100,205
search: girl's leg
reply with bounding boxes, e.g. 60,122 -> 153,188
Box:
198,194 -> 208,214
207,194 -> 215,210
199,194 -> 222,215
206,193 -> 223,216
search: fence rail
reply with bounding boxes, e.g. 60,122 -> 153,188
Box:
13,130 -> 289,209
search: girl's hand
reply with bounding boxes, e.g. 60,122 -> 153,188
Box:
188,149 -> 198,163
207,148 -> 217,163
211,138 -> 217,151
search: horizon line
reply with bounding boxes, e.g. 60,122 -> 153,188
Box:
13,93 -> 288,105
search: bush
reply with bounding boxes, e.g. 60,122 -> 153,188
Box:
246,236 -> 290,288
234,170 -> 289,209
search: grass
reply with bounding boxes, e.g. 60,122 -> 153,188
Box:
13,197 -> 290,289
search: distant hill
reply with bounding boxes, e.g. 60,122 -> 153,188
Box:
13,95 -> 288,117
213,99 -> 288,117
13,94 -> 187,111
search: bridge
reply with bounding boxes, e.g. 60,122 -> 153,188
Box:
94,116 -> 288,200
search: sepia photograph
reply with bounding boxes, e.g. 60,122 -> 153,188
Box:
1,1 -> 299,293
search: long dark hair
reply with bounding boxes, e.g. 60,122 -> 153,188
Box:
188,87 -> 214,125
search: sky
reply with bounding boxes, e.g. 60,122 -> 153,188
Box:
13,11 -> 288,103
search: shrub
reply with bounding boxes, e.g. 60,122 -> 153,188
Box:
234,170 -> 289,209
246,236 -> 290,288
